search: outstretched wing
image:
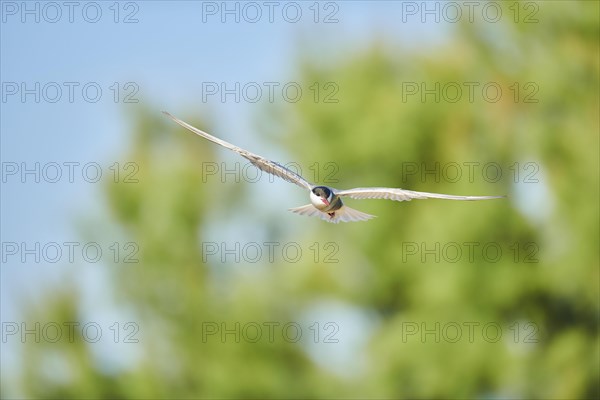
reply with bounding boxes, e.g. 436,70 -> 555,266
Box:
163,111 -> 313,190
335,187 -> 505,201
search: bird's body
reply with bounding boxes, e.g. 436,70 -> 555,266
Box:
163,112 -> 505,223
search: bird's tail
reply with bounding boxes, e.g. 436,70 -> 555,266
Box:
289,204 -> 375,224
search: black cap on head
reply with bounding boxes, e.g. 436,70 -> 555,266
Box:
312,186 -> 331,198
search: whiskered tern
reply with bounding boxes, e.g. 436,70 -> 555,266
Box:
163,112 -> 504,223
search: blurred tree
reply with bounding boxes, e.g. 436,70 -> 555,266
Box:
7,1 -> 598,399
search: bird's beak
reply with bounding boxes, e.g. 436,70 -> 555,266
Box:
322,198 -> 330,206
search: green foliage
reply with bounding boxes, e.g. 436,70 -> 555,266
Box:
8,2 -> 598,398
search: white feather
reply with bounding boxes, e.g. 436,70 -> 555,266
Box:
289,204 -> 375,224
335,187 -> 504,201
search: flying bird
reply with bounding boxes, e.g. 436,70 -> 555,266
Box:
163,112 -> 504,223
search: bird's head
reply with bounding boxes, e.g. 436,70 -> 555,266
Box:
310,186 -> 333,210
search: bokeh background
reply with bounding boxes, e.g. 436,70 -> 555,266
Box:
1,1 -> 598,398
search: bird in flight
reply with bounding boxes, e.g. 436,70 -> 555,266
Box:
163,112 -> 504,223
